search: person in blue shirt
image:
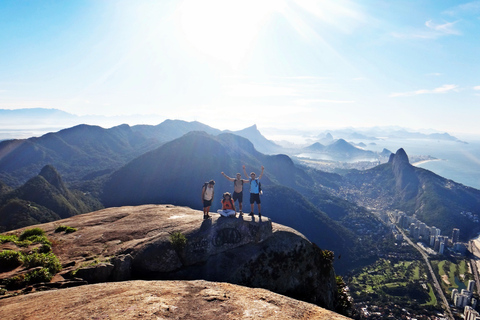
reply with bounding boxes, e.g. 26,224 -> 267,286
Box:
242,165 -> 264,217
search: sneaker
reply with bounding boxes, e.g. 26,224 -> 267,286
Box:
258,213 -> 262,218
248,212 -> 254,217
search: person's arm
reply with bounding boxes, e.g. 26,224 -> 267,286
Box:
221,172 -> 235,182
201,186 -> 205,202
258,166 -> 265,179
242,165 -> 249,179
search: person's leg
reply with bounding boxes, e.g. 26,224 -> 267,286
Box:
203,200 -> 212,218
234,192 -> 243,214
249,193 -> 255,214
257,203 -> 261,217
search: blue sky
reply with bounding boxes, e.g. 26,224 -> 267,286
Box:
1,0 -> 479,134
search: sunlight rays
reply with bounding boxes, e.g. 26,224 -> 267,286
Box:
176,0 -> 286,68
173,0 -> 365,69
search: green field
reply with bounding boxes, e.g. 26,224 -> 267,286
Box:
350,258 -> 434,306
431,259 -> 473,296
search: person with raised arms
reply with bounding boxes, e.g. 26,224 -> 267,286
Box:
242,165 -> 264,218
221,171 -> 249,216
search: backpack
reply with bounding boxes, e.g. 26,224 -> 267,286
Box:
252,179 -> 262,194
234,179 -> 244,189
222,197 -> 234,209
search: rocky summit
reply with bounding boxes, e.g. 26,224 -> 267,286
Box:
1,205 -> 339,311
0,280 -> 351,320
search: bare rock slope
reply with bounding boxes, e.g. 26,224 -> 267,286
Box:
0,280 -> 350,320
2,205 -> 338,310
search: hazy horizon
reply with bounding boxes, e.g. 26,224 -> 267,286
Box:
3,107 -> 480,143
1,1 -> 479,135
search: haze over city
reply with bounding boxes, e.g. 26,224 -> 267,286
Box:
1,1 -> 479,135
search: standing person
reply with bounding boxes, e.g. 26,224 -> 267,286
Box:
242,165 -> 264,217
217,192 -> 236,217
221,171 -> 249,215
201,180 -> 215,219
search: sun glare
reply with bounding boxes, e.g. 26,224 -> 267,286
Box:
176,0 -> 286,68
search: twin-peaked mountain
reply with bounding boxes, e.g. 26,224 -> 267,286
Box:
341,148 -> 480,239
2,120 -> 480,272
302,139 -> 379,161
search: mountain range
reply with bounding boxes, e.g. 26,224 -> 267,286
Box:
1,118 -> 479,273
301,138 -> 379,162
0,120 -> 277,187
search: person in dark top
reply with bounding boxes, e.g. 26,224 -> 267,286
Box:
217,192 -> 236,217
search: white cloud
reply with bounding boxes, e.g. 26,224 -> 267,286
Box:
444,1 -> 480,16
390,84 -> 459,97
474,86 -> 480,90
392,20 -> 461,39
425,20 -> 461,35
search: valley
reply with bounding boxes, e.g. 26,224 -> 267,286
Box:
1,119 -> 480,319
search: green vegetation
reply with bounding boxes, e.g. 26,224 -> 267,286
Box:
71,256 -> 111,276
24,267 -> 53,283
55,225 -> 77,233
349,258 -> 437,310
169,231 -> 187,251
335,275 -> 355,317
0,234 -> 18,243
18,227 -> 45,240
0,228 -> 62,290
0,228 -> 51,247
23,252 -> 61,274
425,283 -> 437,306
0,250 -> 23,269
431,258 -> 473,296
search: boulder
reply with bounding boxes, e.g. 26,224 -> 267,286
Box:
0,280 -> 352,320
2,205 -> 338,309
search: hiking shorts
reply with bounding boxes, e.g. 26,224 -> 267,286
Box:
233,191 -> 243,203
203,199 -> 212,208
250,193 -> 261,204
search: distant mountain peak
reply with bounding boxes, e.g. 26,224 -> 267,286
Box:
388,148 -> 410,164
242,124 -> 259,132
39,165 -> 67,194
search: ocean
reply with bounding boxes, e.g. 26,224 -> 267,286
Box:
365,138 -> 480,190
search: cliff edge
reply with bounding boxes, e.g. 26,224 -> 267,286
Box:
1,205 -> 339,311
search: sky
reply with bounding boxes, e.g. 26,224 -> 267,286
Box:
1,0 -> 479,135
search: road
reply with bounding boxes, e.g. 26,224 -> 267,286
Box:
468,240 -> 480,298
396,226 -> 454,320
